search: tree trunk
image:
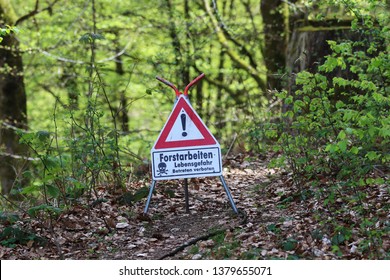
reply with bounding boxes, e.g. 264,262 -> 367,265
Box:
166,0 -> 185,85
113,32 -> 129,132
261,0 -> 286,91
0,2 -> 28,194
215,49 -> 226,139
183,0 -> 191,87
286,19 -> 355,94
61,64 -> 79,109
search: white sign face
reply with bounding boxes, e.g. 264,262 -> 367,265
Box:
152,147 -> 222,180
165,109 -> 205,142
151,95 -> 222,180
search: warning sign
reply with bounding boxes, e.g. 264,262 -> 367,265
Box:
154,96 -> 217,149
151,95 -> 222,180
144,73 -> 238,215
152,147 -> 222,179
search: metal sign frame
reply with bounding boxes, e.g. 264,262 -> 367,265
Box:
144,73 -> 238,214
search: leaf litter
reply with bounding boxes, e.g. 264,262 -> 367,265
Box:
0,154 -> 388,259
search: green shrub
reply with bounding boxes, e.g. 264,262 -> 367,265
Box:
261,9 -> 389,259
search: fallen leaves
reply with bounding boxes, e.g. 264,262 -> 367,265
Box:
0,154 -> 388,260
115,222 -> 130,229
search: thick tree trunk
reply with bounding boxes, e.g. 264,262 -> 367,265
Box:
261,0 -> 286,91
286,20 -> 355,94
0,1 -> 28,195
0,35 -> 28,194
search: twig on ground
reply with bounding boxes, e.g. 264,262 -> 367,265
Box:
158,228 -> 225,260
159,208 -> 247,259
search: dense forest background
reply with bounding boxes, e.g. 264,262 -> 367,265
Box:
0,0 -> 388,260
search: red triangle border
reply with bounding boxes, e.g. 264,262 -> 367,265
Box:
154,96 -> 217,149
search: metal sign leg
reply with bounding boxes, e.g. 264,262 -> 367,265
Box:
219,176 -> 238,214
144,180 -> 157,214
184,178 -> 190,213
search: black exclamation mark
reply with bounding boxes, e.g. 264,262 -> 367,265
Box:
181,113 -> 187,137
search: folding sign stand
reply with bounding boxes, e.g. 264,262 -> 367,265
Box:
144,73 -> 238,214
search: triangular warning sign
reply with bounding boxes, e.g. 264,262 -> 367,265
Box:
154,95 -> 217,149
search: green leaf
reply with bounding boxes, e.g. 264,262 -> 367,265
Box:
267,224 -> 280,233
333,77 -> 349,87
79,33 -> 105,44
43,156 -> 60,170
379,127 -> 390,138
283,110 -> 294,118
319,56 -> 337,72
325,143 -> 338,153
19,132 -> 35,144
368,126 -> 377,137
350,146 -> 359,154
326,40 -> 337,49
331,233 -> 345,245
285,96 -> 293,105
337,140 -> 347,152
132,187 -> 149,202
282,238 -> 298,251
79,33 -> 92,43
360,80 -> 377,91
28,204 -> 62,218
337,130 -> 346,140
337,57 -> 346,69
21,183 -> 41,195
366,151 -> 379,161
46,185 -> 60,198
345,127 -> 354,134
91,33 -> 105,40
343,110 -> 358,122
295,71 -> 313,84
293,100 -> 305,112
36,130 -> 51,142
276,90 -> 287,99
335,100 -> 345,109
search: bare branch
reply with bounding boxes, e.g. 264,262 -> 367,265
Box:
0,152 -> 39,161
37,83 -> 66,107
15,0 -> 61,26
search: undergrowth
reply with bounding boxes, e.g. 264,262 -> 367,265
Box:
250,7 -> 389,259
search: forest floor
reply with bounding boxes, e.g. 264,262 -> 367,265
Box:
1,154 -> 389,260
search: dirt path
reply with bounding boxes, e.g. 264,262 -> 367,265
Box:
99,156 -> 281,260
